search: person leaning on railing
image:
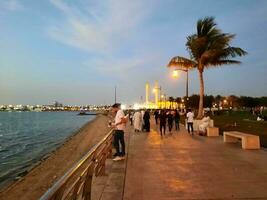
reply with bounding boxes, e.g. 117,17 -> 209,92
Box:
111,103 -> 128,161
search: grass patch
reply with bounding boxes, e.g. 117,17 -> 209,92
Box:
180,110 -> 267,147
212,111 -> 267,147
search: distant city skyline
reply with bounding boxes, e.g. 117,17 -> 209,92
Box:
1,0 -> 267,105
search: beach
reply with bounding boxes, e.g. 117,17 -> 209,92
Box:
0,114 -> 111,200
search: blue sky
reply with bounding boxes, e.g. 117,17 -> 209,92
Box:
0,0 -> 267,105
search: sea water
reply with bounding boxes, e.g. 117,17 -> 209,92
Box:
0,111 -> 95,187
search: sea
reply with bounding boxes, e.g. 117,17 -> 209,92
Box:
0,111 -> 95,188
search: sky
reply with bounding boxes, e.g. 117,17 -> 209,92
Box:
0,0 -> 267,105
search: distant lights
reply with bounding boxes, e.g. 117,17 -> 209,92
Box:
133,103 -> 140,110
121,104 -> 126,110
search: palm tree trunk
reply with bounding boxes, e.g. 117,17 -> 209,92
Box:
197,69 -> 204,119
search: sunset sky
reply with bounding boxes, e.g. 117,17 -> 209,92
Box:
0,0 -> 267,105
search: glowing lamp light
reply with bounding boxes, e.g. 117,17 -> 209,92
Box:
153,88 -> 157,93
172,70 -> 179,78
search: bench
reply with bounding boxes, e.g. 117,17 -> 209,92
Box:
223,131 -> 260,150
207,127 -> 219,137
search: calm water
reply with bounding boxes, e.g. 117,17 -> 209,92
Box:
0,111 -> 95,187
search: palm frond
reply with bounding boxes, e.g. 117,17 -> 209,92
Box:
208,33 -> 235,50
206,59 -> 241,67
223,47 -> 248,57
197,17 -> 216,36
179,16 -> 247,73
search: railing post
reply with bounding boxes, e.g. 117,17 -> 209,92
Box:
107,138 -> 113,159
53,183 -> 67,200
82,162 -> 95,200
70,177 -> 82,200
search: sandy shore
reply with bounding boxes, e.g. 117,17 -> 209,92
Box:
0,114 -> 111,200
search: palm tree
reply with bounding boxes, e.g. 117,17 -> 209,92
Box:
168,17 -> 247,119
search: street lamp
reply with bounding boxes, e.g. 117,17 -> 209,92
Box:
172,69 -> 189,106
168,56 -> 195,110
172,70 -> 179,78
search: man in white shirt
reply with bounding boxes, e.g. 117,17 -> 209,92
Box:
186,109 -> 194,135
112,103 -> 127,161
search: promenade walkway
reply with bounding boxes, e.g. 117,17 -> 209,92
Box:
97,122 -> 267,200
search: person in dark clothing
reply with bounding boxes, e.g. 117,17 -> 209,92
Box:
154,110 -> 159,124
159,110 -> 167,136
143,110 -> 150,132
174,110 -> 180,131
129,111 -> 133,125
167,110 -> 173,134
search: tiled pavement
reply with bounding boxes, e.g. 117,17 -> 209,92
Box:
96,122 -> 267,200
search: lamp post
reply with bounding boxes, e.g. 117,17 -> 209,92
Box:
168,56 -> 195,110
172,69 -> 189,108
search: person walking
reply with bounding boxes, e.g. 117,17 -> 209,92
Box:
174,110 -> 180,131
159,110 -> 167,137
167,110 -> 174,134
111,103 -> 127,161
154,110 -> 159,124
129,111 -> 133,125
141,110 -> 145,131
143,110 -> 150,132
186,109 -> 194,135
133,110 -> 142,132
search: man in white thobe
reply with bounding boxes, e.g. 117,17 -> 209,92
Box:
133,110 -> 142,132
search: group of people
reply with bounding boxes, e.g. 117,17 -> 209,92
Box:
186,109 -> 212,136
110,103 -> 212,161
129,110 -> 151,132
154,110 -> 180,136
129,109 -> 181,136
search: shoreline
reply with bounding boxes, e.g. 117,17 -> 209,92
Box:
0,114 -> 111,200
0,115 -> 97,189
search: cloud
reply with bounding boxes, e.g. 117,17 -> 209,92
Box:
47,0 -> 160,76
0,0 -> 24,13
83,56 -> 148,74
48,0 -> 151,54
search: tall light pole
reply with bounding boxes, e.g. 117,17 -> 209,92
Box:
172,69 -> 189,107
168,56 -> 195,110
